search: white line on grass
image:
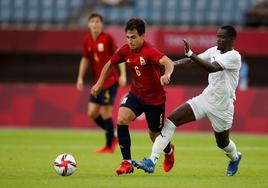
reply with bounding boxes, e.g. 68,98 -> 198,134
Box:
0,145 -> 267,151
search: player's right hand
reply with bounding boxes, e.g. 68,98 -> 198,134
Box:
76,78 -> 84,91
160,73 -> 171,85
90,84 -> 101,97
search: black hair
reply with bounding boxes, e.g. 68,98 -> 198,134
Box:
125,18 -> 145,36
88,12 -> 103,22
220,25 -> 237,38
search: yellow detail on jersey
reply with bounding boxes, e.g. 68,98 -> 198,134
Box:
94,53 -> 100,62
104,90 -> 110,103
134,66 -> 141,77
158,113 -> 163,128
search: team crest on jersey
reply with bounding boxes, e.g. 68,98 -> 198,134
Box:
140,56 -> 146,65
98,43 -> 104,52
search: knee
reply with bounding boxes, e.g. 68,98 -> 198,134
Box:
149,131 -> 159,142
117,115 -> 130,125
117,107 -> 135,125
100,106 -> 113,119
101,112 -> 112,120
216,139 -> 229,149
166,116 -> 176,125
88,110 -> 99,119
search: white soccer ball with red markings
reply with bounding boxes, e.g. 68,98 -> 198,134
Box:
54,154 -> 77,176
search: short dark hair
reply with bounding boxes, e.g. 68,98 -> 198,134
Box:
125,18 -> 145,36
88,12 -> 103,22
220,25 -> 237,38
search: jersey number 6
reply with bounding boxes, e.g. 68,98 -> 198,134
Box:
134,66 -> 141,77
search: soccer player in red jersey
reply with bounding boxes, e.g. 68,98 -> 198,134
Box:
76,13 -> 127,153
91,18 -> 175,175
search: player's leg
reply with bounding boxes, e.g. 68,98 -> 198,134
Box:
98,83 -> 119,152
116,93 -> 143,175
88,93 -> 104,129
209,113 -> 242,176
88,102 -> 106,128
214,129 -> 239,160
117,107 -> 136,159
88,102 -> 110,153
99,105 -> 117,151
115,107 -> 136,175
134,95 -> 205,172
150,103 -> 195,163
144,103 -> 166,144
144,103 -> 175,172
133,103 -> 196,173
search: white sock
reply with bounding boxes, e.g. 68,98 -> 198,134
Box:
223,139 -> 238,161
149,119 -> 176,164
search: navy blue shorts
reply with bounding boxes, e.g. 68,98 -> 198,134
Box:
90,82 -> 118,105
120,92 -> 165,133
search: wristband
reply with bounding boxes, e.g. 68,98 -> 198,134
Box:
185,49 -> 193,57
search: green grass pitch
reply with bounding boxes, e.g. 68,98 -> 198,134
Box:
0,129 -> 268,188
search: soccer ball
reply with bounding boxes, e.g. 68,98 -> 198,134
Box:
54,154 -> 77,176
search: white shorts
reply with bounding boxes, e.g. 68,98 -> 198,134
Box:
186,94 -> 233,133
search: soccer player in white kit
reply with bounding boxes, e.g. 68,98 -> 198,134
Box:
132,25 -> 242,176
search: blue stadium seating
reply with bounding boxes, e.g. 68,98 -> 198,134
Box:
54,0 -> 70,23
164,0 -> 178,25
69,0 -> 84,8
26,0 -> 40,23
12,0 -> 26,23
0,0 -> 258,27
40,0 -> 55,23
0,0 -> 12,23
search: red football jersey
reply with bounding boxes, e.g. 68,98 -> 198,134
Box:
83,32 -> 119,88
111,41 -> 166,105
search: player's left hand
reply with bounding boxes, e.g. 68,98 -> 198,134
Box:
183,40 -> 193,57
160,74 -> 171,85
183,39 -> 190,53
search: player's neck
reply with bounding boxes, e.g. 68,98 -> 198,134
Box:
132,41 -> 144,53
92,32 -> 101,40
220,46 -> 233,54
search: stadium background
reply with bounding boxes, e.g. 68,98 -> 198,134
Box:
0,0 -> 268,134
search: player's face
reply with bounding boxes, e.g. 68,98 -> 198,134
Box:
125,29 -> 144,51
216,29 -> 232,51
88,17 -> 103,35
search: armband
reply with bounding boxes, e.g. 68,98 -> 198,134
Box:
185,49 -> 193,57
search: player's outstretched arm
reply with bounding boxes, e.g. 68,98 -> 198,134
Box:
91,60 -> 115,97
173,58 -> 194,67
183,40 -> 223,73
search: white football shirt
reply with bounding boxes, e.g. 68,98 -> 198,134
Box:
198,46 -> 241,119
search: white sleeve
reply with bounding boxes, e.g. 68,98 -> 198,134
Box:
216,51 -> 241,70
198,47 -> 216,61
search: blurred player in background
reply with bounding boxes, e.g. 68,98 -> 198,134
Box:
76,13 -> 127,153
133,25 -> 242,176
91,18 -> 175,175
